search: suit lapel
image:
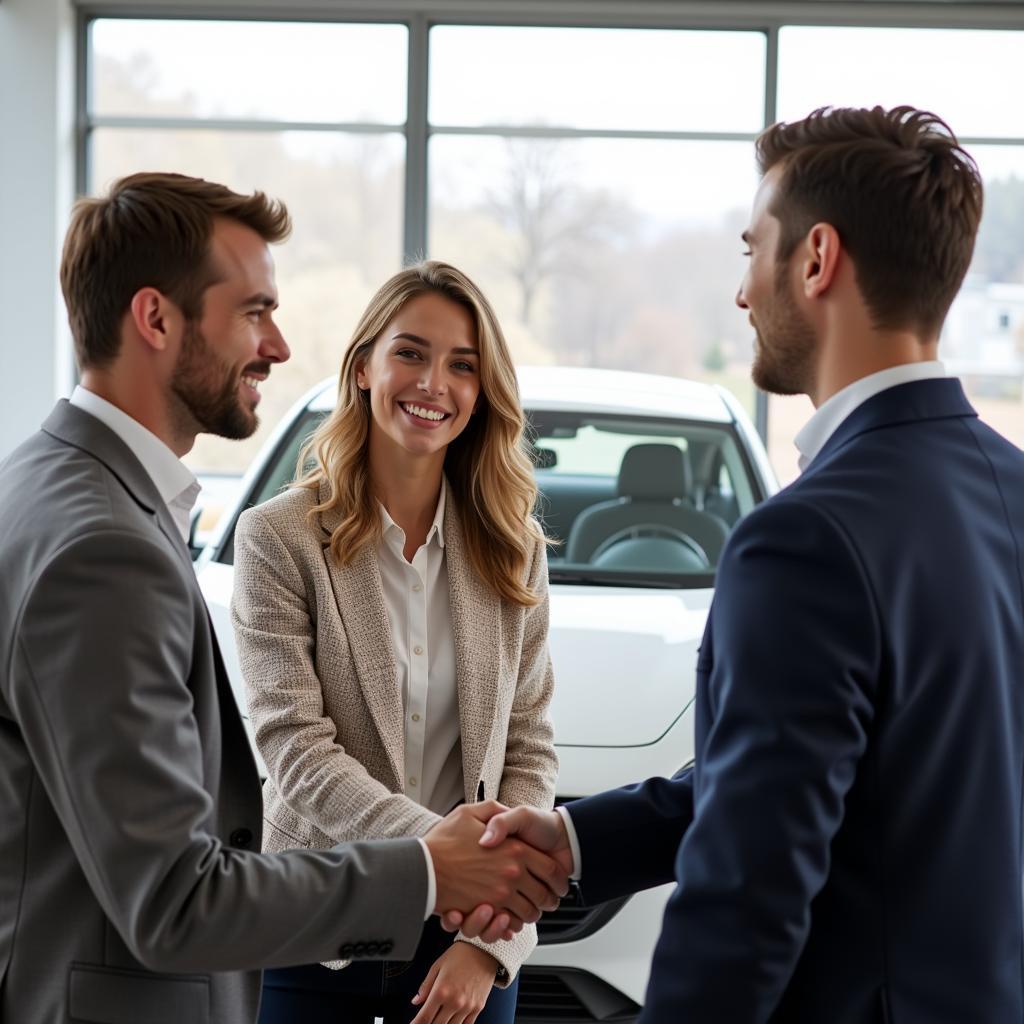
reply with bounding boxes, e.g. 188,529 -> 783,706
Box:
319,486 -> 405,789
43,400 -> 260,796
205,606 -> 260,782
444,500 -> 501,797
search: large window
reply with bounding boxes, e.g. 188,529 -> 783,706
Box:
87,18 -> 408,473
428,27 -> 762,428
772,25 -> 1024,481
82,8 -> 1024,486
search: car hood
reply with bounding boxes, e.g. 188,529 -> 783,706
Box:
546,583 -> 713,747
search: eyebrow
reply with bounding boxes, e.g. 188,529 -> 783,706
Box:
242,293 -> 278,309
393,331 -> 479,356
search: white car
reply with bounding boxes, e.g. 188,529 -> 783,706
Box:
195,365 -> 777,1022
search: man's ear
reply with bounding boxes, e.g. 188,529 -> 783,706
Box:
128,287 -> 180,352
801,222 -> 841,300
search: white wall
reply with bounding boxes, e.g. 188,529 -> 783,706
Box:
0,0 -> 75,460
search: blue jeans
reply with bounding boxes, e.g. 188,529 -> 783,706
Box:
258,917 -> 519,1024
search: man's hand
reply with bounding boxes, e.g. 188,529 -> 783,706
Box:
480,806 -> 573,873
439,805 -> 575,935
424,801 -> 569,942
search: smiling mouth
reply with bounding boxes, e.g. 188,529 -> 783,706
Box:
240,374 -> 266,405
399,401 -> 450,423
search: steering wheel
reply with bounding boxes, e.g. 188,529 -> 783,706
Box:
589,524 -> 710,568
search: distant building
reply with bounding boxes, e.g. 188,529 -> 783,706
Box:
943,276 -> 1024,395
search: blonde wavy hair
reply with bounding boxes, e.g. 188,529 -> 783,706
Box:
295,260 -> 544,607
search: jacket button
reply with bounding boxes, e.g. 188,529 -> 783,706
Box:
380,940 -> 393,955
339,943 -> 353,958
229,828 -> 253,849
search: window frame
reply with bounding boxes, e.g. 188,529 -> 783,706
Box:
75,0 -> 1024,444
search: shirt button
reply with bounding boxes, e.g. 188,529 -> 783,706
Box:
412,583 -> 422,592
413,645 -> 423,655
229,827 -> 253,849
409,777 -> 417,787
411,713 -> 421,722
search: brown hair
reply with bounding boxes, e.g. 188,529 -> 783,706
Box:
60,172 -> 291,370
296,260 -> 545,608
756,105 -> 983,336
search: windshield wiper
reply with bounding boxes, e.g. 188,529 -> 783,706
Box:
547,567 -> 716,590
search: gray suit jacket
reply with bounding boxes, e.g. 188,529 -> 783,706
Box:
0,401 -> 427,1024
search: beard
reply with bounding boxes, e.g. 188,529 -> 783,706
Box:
170,321 -> 263,440
750,266 -> 817,397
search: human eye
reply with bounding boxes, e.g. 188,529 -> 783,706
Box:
452,359 -> 477,372
395,347 -> 421,360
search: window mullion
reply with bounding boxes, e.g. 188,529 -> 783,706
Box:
404,11 -> 429,264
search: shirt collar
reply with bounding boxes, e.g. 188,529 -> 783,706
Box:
69,385 -> 199,508
379,477 -> 448,550
794,361 -> 947,473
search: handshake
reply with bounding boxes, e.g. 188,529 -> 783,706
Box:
422,802 -> 573,943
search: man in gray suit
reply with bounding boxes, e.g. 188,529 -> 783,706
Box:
0,173 -> 566,1024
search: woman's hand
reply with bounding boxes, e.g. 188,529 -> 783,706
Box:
410,941 -> 500,1024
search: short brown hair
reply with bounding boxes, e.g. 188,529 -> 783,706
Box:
60,172 -> 291,370
756,106 -> 983,336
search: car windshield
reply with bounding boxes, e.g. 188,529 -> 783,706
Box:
528,410 -> 759,588
223,406 -> 761,588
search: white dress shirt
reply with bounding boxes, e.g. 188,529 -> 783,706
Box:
377,478 -> 464,817
794,361 -> 947,473
376,479 -> 462,918
69,386 -> 201,542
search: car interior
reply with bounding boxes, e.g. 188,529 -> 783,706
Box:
529,411 -> 758,576
218,408 -> 761,579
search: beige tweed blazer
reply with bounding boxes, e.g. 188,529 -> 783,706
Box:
230,482 -> 559,982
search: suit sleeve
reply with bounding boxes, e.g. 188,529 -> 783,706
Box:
564,767 -> 695,905
643,497 -> 880,1023
8,528 -> 427,971
231,507 -> 442,841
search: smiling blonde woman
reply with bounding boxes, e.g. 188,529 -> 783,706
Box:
230,261 -> 558,1024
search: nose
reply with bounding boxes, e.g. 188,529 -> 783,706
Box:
260,320 -> 290,365
417,363 -> 447,396
735,285 -> 749,311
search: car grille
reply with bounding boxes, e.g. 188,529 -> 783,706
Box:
517,967 -> 640,1023
537,888 -> 629,944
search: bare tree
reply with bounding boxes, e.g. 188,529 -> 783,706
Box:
486,138 -> 631,327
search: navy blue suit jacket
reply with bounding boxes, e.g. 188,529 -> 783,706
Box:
569,378 -> 1024,1023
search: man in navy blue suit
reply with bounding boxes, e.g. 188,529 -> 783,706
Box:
469,106 -> 1024,1022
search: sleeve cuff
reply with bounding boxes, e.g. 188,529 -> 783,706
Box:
556,805 -> 582,880
417,836 -> 436,920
